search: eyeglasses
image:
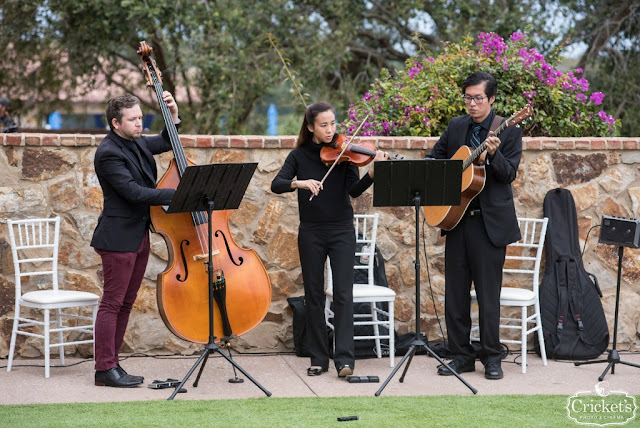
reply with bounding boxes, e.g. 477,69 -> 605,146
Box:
462,95 -> 488,104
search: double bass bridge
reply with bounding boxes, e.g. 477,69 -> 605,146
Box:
193,250 -> 220,262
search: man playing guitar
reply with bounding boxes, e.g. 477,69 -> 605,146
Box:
425,71 -> 523,380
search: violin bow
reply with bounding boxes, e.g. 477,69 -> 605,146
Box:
309,114 -> 370,201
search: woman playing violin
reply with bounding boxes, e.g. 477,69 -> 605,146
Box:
271,102 -> 388,378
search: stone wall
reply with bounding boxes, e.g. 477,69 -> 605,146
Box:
1,132 -> 639,360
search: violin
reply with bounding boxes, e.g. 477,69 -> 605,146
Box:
320,134 -> 403,167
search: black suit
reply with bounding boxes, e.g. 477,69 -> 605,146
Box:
428,111 -> 522,365
91,128 -> 175,371
90,129 -> 175,252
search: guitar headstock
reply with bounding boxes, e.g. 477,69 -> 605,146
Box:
505,104 -> 533,127
137,41 -> 162,87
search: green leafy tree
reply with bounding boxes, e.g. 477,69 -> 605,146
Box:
0,1 -> 636,135
340,32 -> 620,137
557,0 -> 640,136
0,0 -> 561,134
0,0 -> 299,133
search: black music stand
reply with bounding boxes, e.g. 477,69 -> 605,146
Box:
574,243 -> 640,380
372,159 -> 477,396
164,163 -> 271,400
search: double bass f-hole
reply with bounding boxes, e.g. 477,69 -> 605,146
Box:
177,240 -> 190,282
215,229 -> 244,267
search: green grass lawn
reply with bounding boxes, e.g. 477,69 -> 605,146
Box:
0,395 -> 589,427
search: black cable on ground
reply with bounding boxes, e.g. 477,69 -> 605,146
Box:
421,214 -> 447,346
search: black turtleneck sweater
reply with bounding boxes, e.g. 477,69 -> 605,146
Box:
271,140 -> 374,224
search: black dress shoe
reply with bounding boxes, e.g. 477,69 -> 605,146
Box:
437,359 -> 475,376
484,362 -> 504,380
95,367 -> 143,387
337,364 -> 353,378
116,364 -> 144,382
307,366 -> 329,376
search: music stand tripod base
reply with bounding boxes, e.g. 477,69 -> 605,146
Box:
373,159 -> 477,396
164,163 -> 271,400
167,339 -> 271,400
573,245 -> 640,381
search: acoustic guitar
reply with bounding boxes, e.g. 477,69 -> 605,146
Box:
423,105 -> 533,231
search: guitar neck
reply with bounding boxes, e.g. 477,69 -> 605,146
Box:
462,119 -> 509,170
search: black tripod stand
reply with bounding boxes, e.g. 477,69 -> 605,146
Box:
164,163 -> 271,400
372,159 -> 477,396
574,245 -> 640,381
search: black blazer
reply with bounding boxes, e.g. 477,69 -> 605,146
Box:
90,129 -> 175,252
428,113 -> 522,247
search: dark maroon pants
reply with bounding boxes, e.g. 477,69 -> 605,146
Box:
94,233 -> 150,371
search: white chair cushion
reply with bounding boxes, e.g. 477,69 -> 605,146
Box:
352,284 -> 396,299
500,287 -> 535,302
470,287 -> 536,302
325,284 -> 396,299
21,290 -> 100,305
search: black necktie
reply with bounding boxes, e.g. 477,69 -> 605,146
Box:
131,141 -> 155,185
470,123 -> 482,148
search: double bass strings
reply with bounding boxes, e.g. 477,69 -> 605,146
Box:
145,64 -> 211,252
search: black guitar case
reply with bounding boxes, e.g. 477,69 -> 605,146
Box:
535,188 -> 609,360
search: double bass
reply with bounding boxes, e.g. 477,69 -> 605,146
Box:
138,42 -> 271,344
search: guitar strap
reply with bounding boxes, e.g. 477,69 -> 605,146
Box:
490,115 -> 503,133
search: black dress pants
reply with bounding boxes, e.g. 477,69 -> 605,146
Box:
444,214 -> 506,365
298,222 -> 355,370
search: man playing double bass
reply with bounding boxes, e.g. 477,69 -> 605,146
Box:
426,72 -> 522,380
90,92 -> 181,387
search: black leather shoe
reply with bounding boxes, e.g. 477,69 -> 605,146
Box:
337,364 -> 353,378
307,366 -> 329,376
484,362 -> 504,380
95,367 -> 143,387
437,359 -> 475,376
116,364 -> 144,383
